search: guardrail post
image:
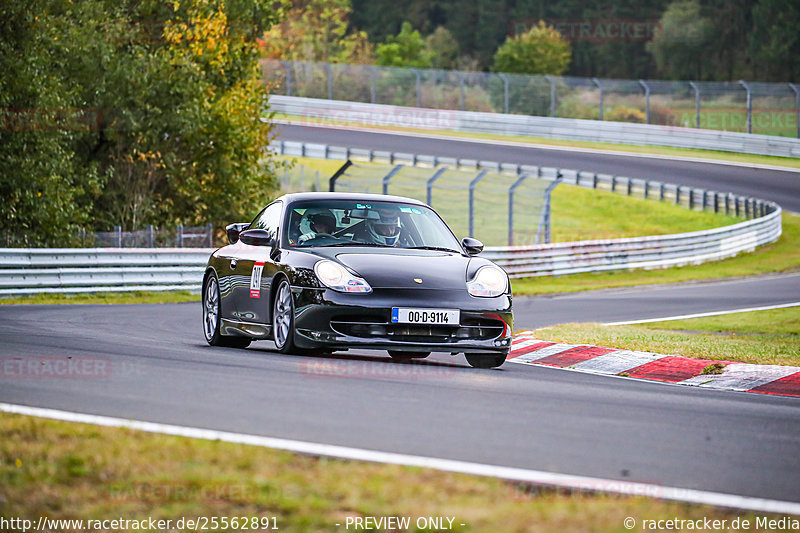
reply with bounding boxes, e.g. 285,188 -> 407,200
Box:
689,189 -> 695,210
675,186 -> 681,205
725,194 -> 730,215
206,223 -> 213,247
689,81 -> 700,128
626,178 -> 632,196
702,190 -> 707,211
369,66 -> 377,104
638,80 -> 651,124
545,75 -> 557,117
659,182 -> 665,201
611,176 -> 616,192
468,169 -> 489,238
508,173 -> 528,245
498,74 -> 509,114
713,192 -> 719,213
789,83 -> 799,138
735,197 -> 740,217
147,225 -> 154,248
176,223 -> 183,248
739,80 -> 752,134
426,167 -> 447,206
644,180 -> 649,199
382,164 -> 404,195
281,60 -> 292,96
592,78 -> 603,120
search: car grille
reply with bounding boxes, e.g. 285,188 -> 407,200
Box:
329,315 -> 505,343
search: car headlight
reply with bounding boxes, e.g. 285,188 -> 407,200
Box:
314,260 -> 372,293
467,265 -> 508,297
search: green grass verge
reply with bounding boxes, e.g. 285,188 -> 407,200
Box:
275,114 -> 800,169
533,306 -> 800,366
1,412 -> 780,532
512,212 -> 800,296
0,290 -> 200,306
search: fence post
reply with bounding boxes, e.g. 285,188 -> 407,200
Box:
457,72 -> 466,111
789,83 -> 799,139
426,167 -> 447,206
689,81 -> 700,128
115,226 -> 122,248
148,225 -> 154,248
592,78 -> 603,120
545,75 -> 557,117
328,160 -> 353,192
411,68 -> 421,107
382,164 -> 404,195
369,66 -> 377,104
498,73 -> 509,114
507,173 -> 529,245
206,223 -> 213,247
738,80 -> 752,134
176,223 -> 183,248
281,60 -> 292,96
638,80 -> 651,124
536,171 -> 562,244
324,63 -> 333,100
468,169 -> 489,238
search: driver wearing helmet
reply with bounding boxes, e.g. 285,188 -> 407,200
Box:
364,207 -> 402,246
298,208 -> 337,243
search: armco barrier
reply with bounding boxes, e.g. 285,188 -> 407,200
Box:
269,95 -> 800,158
0,248 -> 211,295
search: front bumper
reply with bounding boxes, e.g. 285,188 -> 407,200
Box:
291,286 -> 513,353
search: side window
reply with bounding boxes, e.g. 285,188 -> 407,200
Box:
251,202 -> 282,240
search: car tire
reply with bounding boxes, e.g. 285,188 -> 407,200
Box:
387,350 -> 431,360
272,278 -> 296,354
465,353 -> 506,369
203,272 -> 251,348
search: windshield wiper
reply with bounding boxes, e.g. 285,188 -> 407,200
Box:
406,246 -> 461,253
323,242 -> 388,248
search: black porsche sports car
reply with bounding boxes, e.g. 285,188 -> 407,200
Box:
201,192 -> 513,368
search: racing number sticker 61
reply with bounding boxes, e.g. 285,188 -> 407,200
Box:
250,262 -> 265,298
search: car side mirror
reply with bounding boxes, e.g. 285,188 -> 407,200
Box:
226,223 -> 250,244
462,237 -> 484,256
239,229 -> 276,248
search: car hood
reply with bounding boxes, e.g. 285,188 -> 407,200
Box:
330,249 -> 469,289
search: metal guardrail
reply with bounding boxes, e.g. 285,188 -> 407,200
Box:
0,142 -> 783,294
270,95 -> 800,158
0,249 -> 210,295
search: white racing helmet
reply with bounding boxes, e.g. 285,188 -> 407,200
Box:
366,207 -> 401,246
301,208 -> 337,235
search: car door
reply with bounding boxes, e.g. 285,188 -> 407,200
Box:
233,201 -> 283,324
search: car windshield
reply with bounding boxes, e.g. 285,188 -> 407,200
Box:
284,199 -> 463,251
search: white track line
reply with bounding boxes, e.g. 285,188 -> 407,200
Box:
603,301 -> 800,326
274,119 -> 800,173
2,402 -> 800,514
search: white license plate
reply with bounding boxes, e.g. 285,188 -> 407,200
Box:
391,308 -> 460,325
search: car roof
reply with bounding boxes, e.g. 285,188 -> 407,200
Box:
276,191 -> 429,207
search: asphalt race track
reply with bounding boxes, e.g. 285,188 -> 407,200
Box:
276,123 -> 800,212
2,274 -> 800,504
2,125 -> 800,507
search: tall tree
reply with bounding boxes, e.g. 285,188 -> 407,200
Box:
260,0 -> 374,63
646,0 -> 714,80
375,22 -> 434,68
749,0 -> 800,81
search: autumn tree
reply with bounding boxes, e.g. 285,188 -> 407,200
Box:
492,20 -> 570,75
